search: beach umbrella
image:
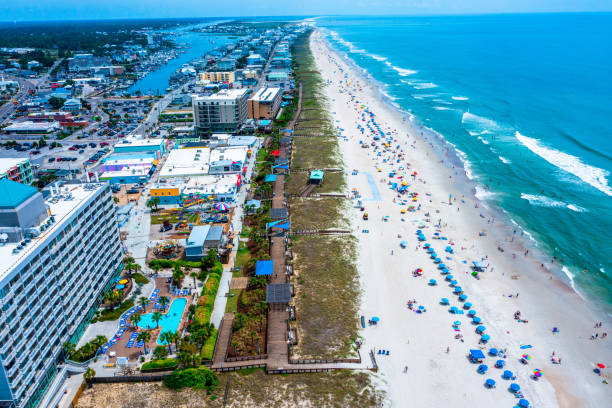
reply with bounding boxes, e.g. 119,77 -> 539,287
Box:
489,348 -> 499,356
371,316 -> 380,322
441,298 -> 449,305
485,379 -> 496,388
429,279 -> 437,285
418,305 -> 425,310
459,294 -> 468,301
450,306 -> 458,313
438,263 -> 446,269
478,364 -> 488,373
453,321 -> 461,326
473,316 -> 482,323
424,243 -> 431,248
596,363 -> 605,369
519,399 -> 530,407
445,275 -> 454,281
430,252 -> 437,258
416,229 -> 422,234
464,302 -> 472,309
533,369 -> 542,377
522,354 -> 531,362
481,334 -> 491,342
468,310 -> 477,316
441,268 -> 450,274
496,359 -> 506,368
476,325 -> 486,333
434,257 -> 442,263
446,245 -> 453,253
510,383 -> 520,392
454,286 -> 462,293
450,280 -> 458,286
503,370 -> 514,379
215,202 -> 229,211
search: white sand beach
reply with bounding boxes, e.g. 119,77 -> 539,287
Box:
310,30 -> 611,408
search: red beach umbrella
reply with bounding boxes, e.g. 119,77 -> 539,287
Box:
596,363 -> 605,369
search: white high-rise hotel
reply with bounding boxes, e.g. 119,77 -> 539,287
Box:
0,179 -> 123,408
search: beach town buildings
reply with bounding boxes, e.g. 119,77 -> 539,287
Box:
185,225 -> 225,260
248,87 -> 282,119
199,71 -> 236,84
67,54 -> 111,73
61,98 -> 82,112
4,121 -> 60,135
193,89 -> 249,134
0,158 -> 33,185
0,180 -> 123,408
112,137 -> 168,160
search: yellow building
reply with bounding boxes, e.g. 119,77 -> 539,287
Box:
199,71 -> 236,83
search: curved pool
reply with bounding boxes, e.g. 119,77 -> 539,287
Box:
137,297 -> 187,344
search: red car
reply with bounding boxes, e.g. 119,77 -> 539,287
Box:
69,146 -> 77,151
100,142 -> 109,146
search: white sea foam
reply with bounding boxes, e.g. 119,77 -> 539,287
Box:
433,106 -> 452,111
452,96 -> 469,101
562,266 -> 576,290
454,148 -> 474,180
477,136 -> 490,145
475,185 -> 496,200
520,193 -> 586,212
499,156 -> 511,164
462,112 -> 503,131
413,82 -> 438,89
388,63 -> 418,76
369,54 -> 387,61
516,131 -> 612,196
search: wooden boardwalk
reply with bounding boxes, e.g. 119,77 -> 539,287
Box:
211,83 -> 368,374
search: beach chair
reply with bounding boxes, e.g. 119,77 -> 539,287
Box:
136,341 -> 144,347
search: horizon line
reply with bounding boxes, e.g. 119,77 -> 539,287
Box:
1,10 -> 611,24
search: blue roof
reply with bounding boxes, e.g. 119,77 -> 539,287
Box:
0,179 -> 38,208
264,174 -> 277,182
186,226 -> 210,248
256,260 -> 274,276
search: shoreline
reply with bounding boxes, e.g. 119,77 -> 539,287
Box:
309,28 -> 611,408
317,26 -> 610,317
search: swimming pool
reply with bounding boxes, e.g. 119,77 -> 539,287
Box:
137,297 -> 187,344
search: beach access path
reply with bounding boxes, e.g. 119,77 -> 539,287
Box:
310,30 -> 611,408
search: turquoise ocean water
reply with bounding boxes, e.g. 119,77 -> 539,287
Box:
316,14 -> 612,312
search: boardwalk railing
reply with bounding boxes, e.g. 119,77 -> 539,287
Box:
215,363 -> 267,373
226,354 -> 268,363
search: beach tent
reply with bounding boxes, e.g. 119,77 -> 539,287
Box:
485,379 -> 496,388
510,383 -> 520,392
503,370 -> 514,379
473,261 -> 487,270
470,349 -> 485,360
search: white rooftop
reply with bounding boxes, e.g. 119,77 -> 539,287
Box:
0,184 -> 105,279
209,146 -> 249,164
251,87 -> 281,102
115,138 -> 165,148
100,166 -> 152,178
159,148 -> 210,178
184,174 -> 239,197
194,88 -> 248,102
5,121 -> 60,131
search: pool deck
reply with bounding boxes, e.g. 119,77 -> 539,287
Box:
103,277 -> 194,364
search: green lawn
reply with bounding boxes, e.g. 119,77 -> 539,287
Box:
235,242 -> 251,269
224,289 -> 241,313
132,273 -> 149,285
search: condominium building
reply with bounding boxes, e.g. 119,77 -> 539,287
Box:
193,89 -> 249,134
199,71 -> 236,83
0,159 -> 33,185
0,180 -> 123,408
248,87 -> 282,120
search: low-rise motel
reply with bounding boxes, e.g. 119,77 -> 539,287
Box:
0,158 -> 34,185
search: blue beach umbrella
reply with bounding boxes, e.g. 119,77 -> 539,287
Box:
434,257 -> 442,263
453,321 -> 461,326
427,247 -> 434,252
454,286 -> 462,293
478,364 -> 488,373
441,298 -> 449,305
445,275 -> 454,281
476,325 -> 486,333
503,370 -> 514,379
510,383 -> 520,392
450,280 -> 458,286
430,252 -> 437,258
481,334 -> 491,342
468,310 -> 477,316
485,379 -> 496,388
459,294 -> 468,301
424,243 -> 430,248
463,302 -> 472,309
519,399 -> 530,407
371,316 -> 380,322
429,279 -> 437,285
472,316 -> 482,323
438,263 -> 446,269
446,245 -> 453,253
496,360 -> 506,368
489,348 -> 499,356
441,268 -> 450,274
450,306 -> 458,313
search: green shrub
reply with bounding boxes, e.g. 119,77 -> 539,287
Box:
93,300 -> 134,322
141,358 -> 177,372
71,337 -> 108,362
163,367 -> 218,391
201,328 -> 217,360
132,273 -> 149,285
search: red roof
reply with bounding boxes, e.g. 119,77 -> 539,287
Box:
270,150 -> 280,157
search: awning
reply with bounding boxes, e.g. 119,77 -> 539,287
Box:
256,260 -> 274,276
264,174 -> 277,182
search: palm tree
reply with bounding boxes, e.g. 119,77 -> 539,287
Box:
173,330 -> 181,353
137,330 -> 152,354
150,264 -> 162,276
172,265 -> 184,288
93,336 -> 107,350
152,311 -> 163,329
63,342 -> 75,360
158,296 -> 170,311
138,296 -> 149,313
190,270 -> 198,293
83,368 -> 96,388
177,351 -> 193,367
159,331 -> 174,354
130,313 -> 141,329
